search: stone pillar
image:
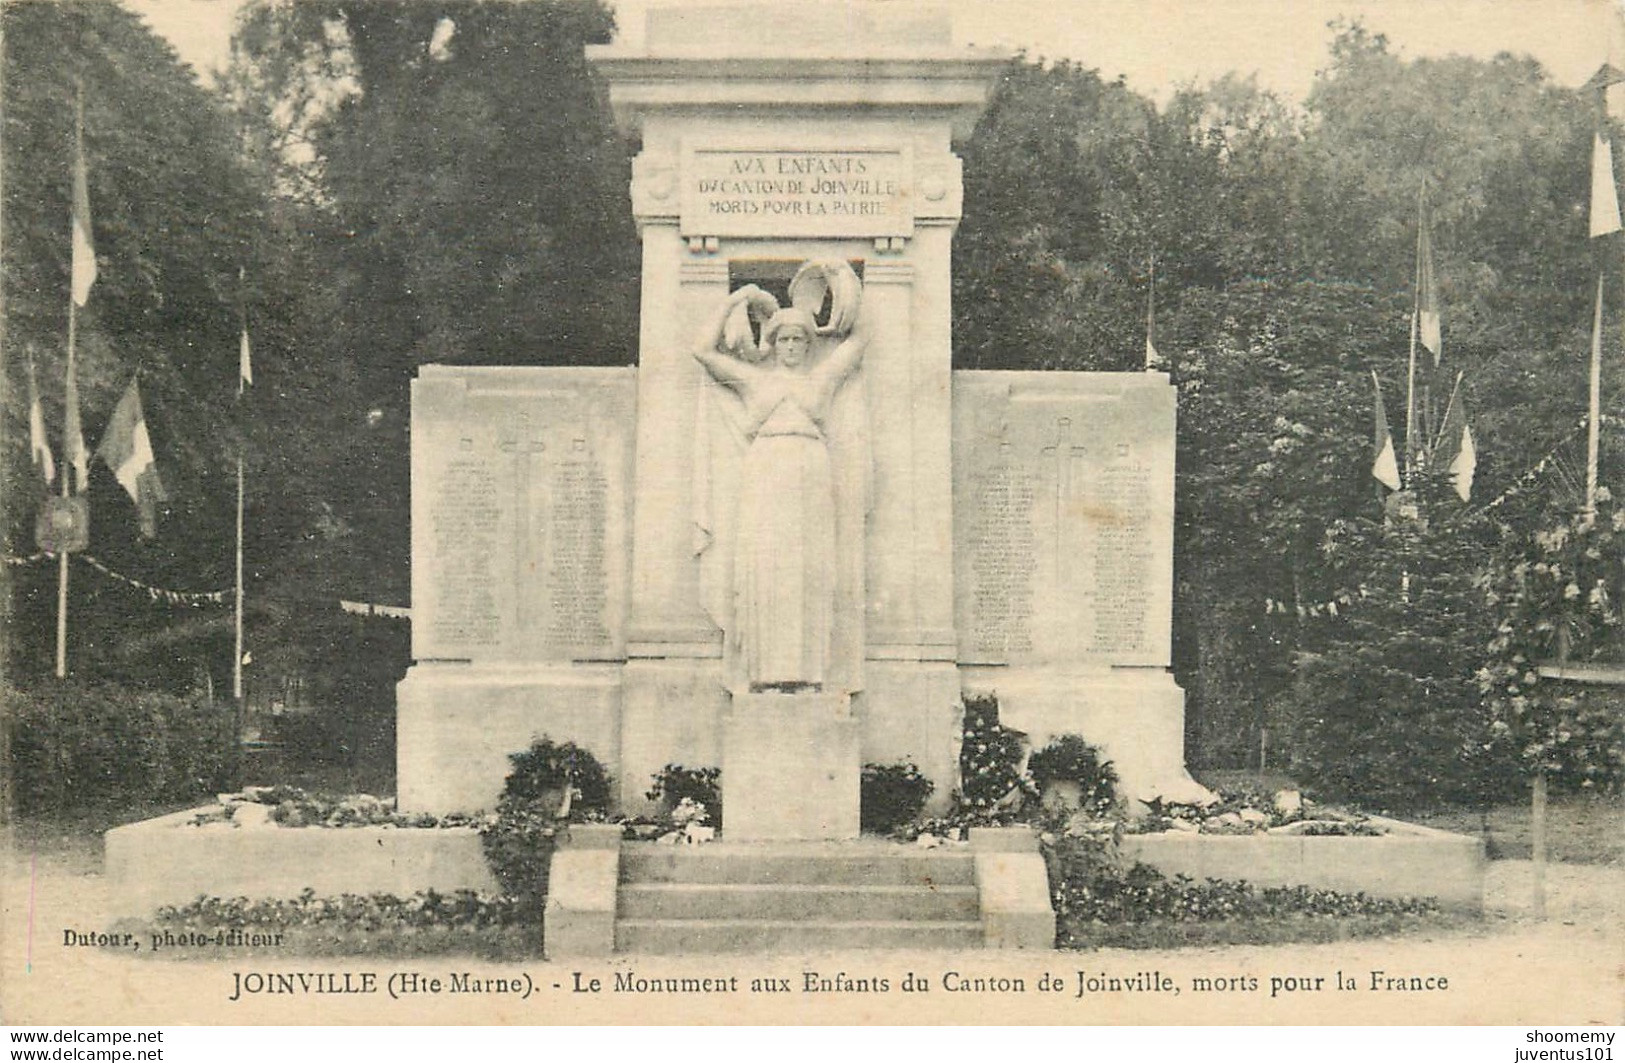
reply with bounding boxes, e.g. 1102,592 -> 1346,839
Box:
626,225 -> 723,656
722,692 -> 860,841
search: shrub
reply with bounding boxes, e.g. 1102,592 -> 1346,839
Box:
646,764 -> 721,828
860,762 -> 934,833
8,679 -> 232,814
957,693 -> 1028,812
1027,734 -> 1118,814
1483,494 -> 1625,795
479,738 -> 610,906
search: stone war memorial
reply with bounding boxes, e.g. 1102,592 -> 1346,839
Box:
400,3 -> 1207,824
105,1 -> 1485,957
391,1 -> 1214,950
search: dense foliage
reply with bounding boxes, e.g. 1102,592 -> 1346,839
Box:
1046,835 -> 1441,950
8,679 -> 232,814
1027,734 -> 1119,814
1483,492 -> 1625,791
957,694 -> 1030,811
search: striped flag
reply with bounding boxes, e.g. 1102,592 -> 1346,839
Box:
1416,205 -> 1442,364
1434,373 -> 1476,503
1370,371 -> 1401,491
95,378 -> 167,538
1592,133 -> 1622,238
239,326 -> 253,393
28,358 -> 56,486
71,121 -> 97,308
1144,259 -> 1163,371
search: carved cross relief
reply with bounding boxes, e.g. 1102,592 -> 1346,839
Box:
498,410 -> 548,628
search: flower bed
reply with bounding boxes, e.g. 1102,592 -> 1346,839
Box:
104,804 -> 499,921
1043,833 -> 1468,949
189,787 -> 488,830
1127,784 -> 1384,837
125,890 -> 540,961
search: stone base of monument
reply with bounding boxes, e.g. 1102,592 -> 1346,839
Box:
617,658 -> 729,811
721,690 -> 860,842
962,665 -> 1215,805
396,663 -> 625,816
854,660 -> 964,814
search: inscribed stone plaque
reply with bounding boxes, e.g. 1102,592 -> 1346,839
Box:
681,145 -> 912,238
410,366 -> 635,663
952,372 -> 1176,668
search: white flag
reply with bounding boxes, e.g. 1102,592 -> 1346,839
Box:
1592,133 -> 1622,238
240,326 -> 253,393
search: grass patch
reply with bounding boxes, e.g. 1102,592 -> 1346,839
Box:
1407,792 -> 1624,865
1058,909 -> 1481,951
1196,770 -> 1624,866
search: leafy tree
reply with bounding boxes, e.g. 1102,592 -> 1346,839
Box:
953,58 -> 1159,370
222,0 -> 639,608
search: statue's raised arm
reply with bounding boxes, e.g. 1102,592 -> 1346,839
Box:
692,284 -> 776,391
811,295 -> 871,400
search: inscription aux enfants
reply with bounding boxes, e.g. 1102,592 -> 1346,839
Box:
681,149 -> 911,238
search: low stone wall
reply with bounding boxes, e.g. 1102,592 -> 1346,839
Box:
1119,816 -> 1485,911
104,808 -> 497,921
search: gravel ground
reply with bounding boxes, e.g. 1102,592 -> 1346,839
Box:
2,834 -> 1619,1026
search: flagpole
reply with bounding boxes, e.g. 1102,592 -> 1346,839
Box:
1144,253 -> 1156,371
234,455 -> 244,699
234,271 -> 246,703
56,86 -> 87,680
232,269 -> 249,787
56,336 -> 72,678
1405,191 -> 1423,483
1587,273 -> 1604,519
1434,371 -> 1464,453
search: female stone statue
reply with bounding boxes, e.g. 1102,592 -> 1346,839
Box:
691,260 -> 871,693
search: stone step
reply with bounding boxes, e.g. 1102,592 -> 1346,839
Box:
618,882 -> 981,921
614,918 -> 986,954
620,845 -> 976,887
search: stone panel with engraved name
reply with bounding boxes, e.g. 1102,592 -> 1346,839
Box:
953,372 -> 1175,668
410,366 -> 635,663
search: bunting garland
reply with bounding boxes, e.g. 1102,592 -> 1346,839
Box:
1262,588 -> 1368,618
77,554 -> 228,604
2,551 -> 412,617
1477,414 -> 1611,513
